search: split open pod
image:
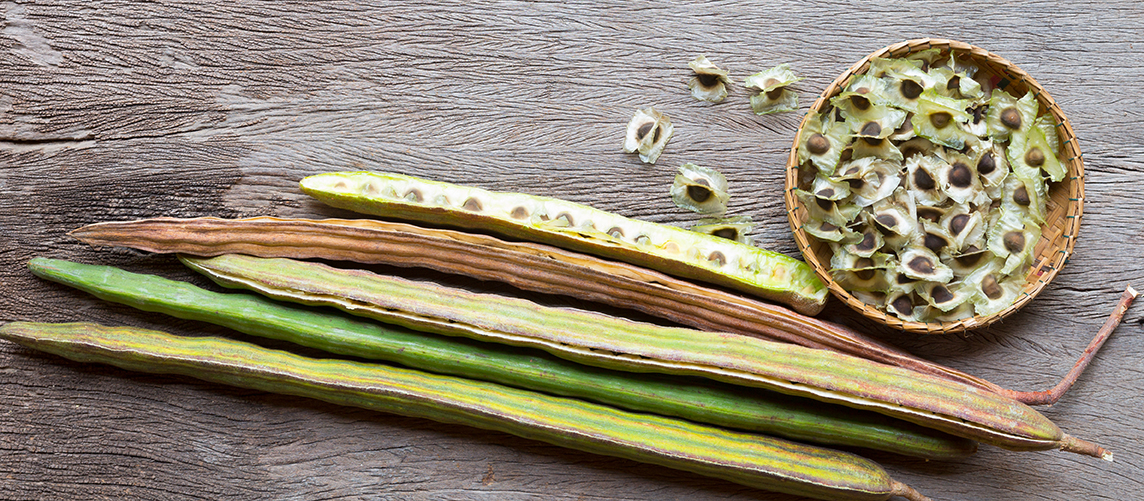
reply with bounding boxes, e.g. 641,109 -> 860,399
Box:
785,39 -> 1084,333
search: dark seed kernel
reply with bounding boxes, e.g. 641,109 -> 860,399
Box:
855,257 -> 874,269
896,273 -> 917,285
923,233 -> 948,253
977,151 -> 996,175
815,197 -> 834,211
462,197 -> 483,212
652,125 -> 662,143
950,214 -> 971,235
856,231 -> 877,251
913,168 -> 936,191
946,76 -> 961,92
917,207 -> 943,222
1004,231 -> 1026,254
900,79 -> 923,99
860,121 -> 882,137
1013,185 -> 1031,206
687,185 -> 713,203
907,255 -> 936,275
817,188 -> 836,198
931,285 -> 954,304
863,136 -> 883,146
1000,107 -> 1022,129
510,206 -> 530,219
981,274 -> 1003,300
1025,147 -> 1045,167
607,226 -> 625,238
954,251 -> 985,267
839,148 -> 854,162
855,268 -> 876,281
766,87 -> 785,100
708,251 -> 727,266
930,111 -> 952,129
949,162 -> 973,188
807,134 -> 830,155
697,73 -> 718,87
875,214 -> 899,229
637,122 -> 654,140
712,228 -> 739,240
820,222 -> 839,232
851,95 -> 871,110
555,212 -> 575,226
891,294 -> 914,315
403,188 -> 424,202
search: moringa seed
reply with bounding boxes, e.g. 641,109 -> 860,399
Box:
462,197 -> 483,212
1003,231 -> 1026,254
931,285 -> 954,304
1000,107 -> 1022,129
1025,147 -> 1046,167
900,79 -> 923,99
977,151 -> 996,175
807,134 -> 830,155
949,162 -> 973,188
1013,185 -> 1031,206
981,274 -> 1003,300
890,294 -> 914,316
907,255 -> 936,275
923,233 -> 948,253
687,185 -> 713,203
913,168 -> 936,191
930,112 -> 953,129
950,214 -> 971,236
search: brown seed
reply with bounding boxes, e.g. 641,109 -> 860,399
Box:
815,197 -> 834,211
819,222 -> 839,232
949,162 -> 973,188
806,133 -> 830,155
981,274 -> 1003,300
839,148 -> 854,162
917,207 -> 943,222
924,233 -> 948,253
860,121 -> 882,137
930,112 -> 952,129
855,268 -> 876,281
851,95 -> 871,110
697,73 -> 718,87
555,212 -> 575,226
875,213 -> 899,229
1000,107 -> 1022,129
1025,147 -> 1045,167
977,151 -> 996,175
907,255 -> 936,275
931,285 -> 954,304
1013,185 -> 1031,206
708,251 -> 727,266
955,251 -> 985,268
890,294 -> 914,315
712,228 -> 739,240
817,188 -> 836,198
946,76 -> 961,92
403,188 -> 424,203
856,231 -> 877,252
637,122 -> 654,140
895,273 -> 917,285
607,226 -> 625,238
462,197 -> 483,212
950,214 -> 971,235
863,136 -> 883,146
510,206 -> 530,219
913,168 -> 936,191
900,79 -> 923,99
1004,231 -> 1026,254
766,87 -> 785,100
687,185 -> 713,203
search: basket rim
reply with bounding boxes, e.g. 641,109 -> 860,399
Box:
784,38 -> 1085,334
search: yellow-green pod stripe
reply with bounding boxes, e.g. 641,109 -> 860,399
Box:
27,257 -> 976,460
180,254 -> 1107,458
0,322 -> 931,501
299,171 -> 828,315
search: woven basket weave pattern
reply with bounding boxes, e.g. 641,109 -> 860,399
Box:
784,38 -> 1084,334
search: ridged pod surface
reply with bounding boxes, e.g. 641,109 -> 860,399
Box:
26,257 -> 976,459
180,254 -> 1109,458
0,322 -> 932,501
67,216 -> 1001,393
299,171 -> 829,315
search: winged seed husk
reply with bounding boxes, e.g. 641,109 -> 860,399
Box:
179,253 -> 1112,458
26,257 -> 977,460
0,321 -> 932,501
299,171 -> 828,315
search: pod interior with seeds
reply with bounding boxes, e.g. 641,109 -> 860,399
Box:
786,40 -> 1083,332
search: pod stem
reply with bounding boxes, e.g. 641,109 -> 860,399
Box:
1000,285 -> 1137,406
1059,434 -> 1114,462
890,481 -> 934,501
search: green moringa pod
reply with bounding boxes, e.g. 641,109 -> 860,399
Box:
0,322 -> 934,501
298,171 -> 828,315
179,254 -> 1110,460
26,257 -> 976,459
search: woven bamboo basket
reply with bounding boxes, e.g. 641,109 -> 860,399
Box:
784,38 -> 1084,334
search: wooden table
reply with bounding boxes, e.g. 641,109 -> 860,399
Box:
3,2 -> 1142,500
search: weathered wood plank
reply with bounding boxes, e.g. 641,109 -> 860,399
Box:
3,1 -> 1143,500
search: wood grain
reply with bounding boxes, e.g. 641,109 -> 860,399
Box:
3,1 -> 1143,500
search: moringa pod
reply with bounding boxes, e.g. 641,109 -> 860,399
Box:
298,171 -> 829,315
181,253 -> 1111,459
0,321 -> 934,501
26,257 -> 977,459
67,216 -> 1015,397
